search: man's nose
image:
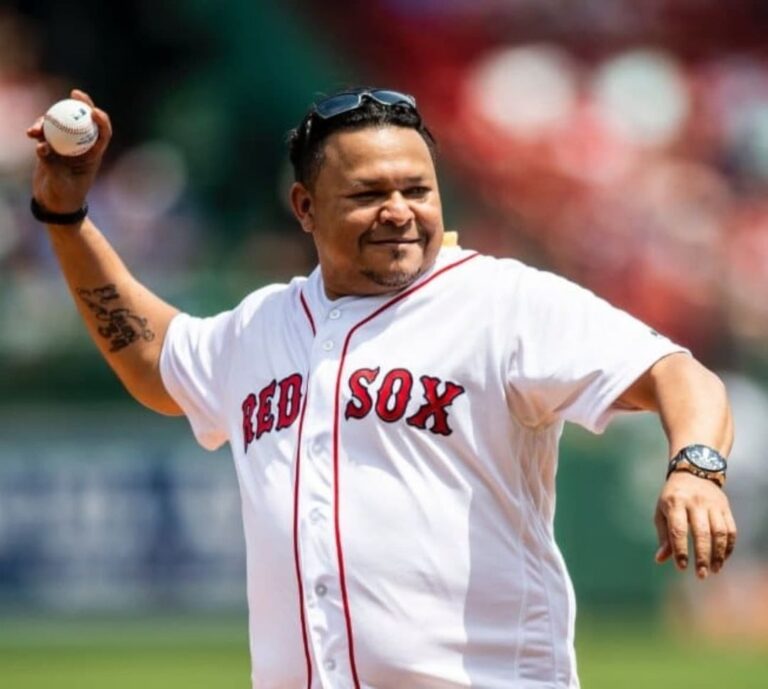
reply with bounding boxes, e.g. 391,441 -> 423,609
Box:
378,192 -> 414,226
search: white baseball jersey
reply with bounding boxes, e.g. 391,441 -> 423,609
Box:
160,246 -> 685,689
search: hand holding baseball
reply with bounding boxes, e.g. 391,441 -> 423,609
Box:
27,89 -> 112,216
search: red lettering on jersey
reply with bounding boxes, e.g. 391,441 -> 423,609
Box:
276,374 -> 303,431
345,367 -> 380,420
375,368 -> 413,422
406,375 -> 466,436
241,373 -> 305,450
242,393 -> 257,452
256,379 -> 277,439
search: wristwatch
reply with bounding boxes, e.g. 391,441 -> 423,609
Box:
667,444 -> 727,487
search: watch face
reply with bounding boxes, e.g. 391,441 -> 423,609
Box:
685,445 -> 727,472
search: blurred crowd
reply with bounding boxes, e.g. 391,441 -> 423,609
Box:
2,1 -> 767,371
312,0 -> 768,368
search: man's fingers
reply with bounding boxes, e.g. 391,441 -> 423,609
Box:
664,507 -> 690,571
90,107 -> 113,154
688,507 -> 712,579
723,509 -> 738,560
654,509 -> 672,563
655,542 -> 672,563
710,511 -> 728,573
93,108 -> 112,136
36,141 -> 52,158
71,88 -> 95,107
26,116 -> 45,139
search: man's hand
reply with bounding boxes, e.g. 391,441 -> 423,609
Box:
26,88 -> 112,214
654,471 -> 737,578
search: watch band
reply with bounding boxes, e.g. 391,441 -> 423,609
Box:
30,197 -> 88,225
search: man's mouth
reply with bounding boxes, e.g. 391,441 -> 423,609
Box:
367,238 -> 421,245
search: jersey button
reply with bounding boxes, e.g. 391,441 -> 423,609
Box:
322,340 -> 334,351
324,659 -> 336,671
309,508 -> 322,523
315,583 -> 327,597
328,309 -> 341,320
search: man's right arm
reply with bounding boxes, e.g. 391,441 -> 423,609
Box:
46,217 -> 182,415
28,89 -> 182,416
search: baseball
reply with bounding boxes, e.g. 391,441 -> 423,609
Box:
43,99 -> 99,157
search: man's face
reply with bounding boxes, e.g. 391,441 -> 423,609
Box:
291,125 -> 444,299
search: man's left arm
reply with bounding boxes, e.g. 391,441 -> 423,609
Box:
616,352 -> 737,579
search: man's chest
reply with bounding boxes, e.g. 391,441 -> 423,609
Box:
231,296 -> 505,460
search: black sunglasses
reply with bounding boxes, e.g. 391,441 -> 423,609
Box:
311,89 -> 417,119
300,89 -> 419,143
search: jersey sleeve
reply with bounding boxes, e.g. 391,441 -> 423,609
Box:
160,310 -> 236,450
502,264 -> 688,433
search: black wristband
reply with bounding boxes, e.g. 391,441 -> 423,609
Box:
30,197 -> 88,225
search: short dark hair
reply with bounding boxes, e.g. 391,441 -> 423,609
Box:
287,87 -> 438,188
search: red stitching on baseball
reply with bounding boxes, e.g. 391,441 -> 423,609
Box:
45,113 -> 95,137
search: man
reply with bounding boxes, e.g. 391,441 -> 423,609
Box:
28,87 -> 736,689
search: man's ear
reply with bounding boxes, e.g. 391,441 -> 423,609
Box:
290,182 -> 315,234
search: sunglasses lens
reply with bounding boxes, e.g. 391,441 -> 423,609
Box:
369,90 -> 417,108
314,93 -> 363,119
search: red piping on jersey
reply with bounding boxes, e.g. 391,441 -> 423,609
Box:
331,252 -> 480,688
300,291 -> 316,335
295,288 -> 315,685
292,381 -> 313,688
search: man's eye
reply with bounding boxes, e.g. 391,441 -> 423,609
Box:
350,192 -> 381,202
404,186 -> 430,198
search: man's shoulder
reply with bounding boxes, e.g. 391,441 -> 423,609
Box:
226,275 -> 308,326
431,248 -> 609,318
455,249 -> 592,290
433,247 -> 534,290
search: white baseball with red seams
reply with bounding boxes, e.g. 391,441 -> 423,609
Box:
160,245 -> 686,689
43,99 -> 99,156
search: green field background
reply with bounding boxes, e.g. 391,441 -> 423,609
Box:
1,614 -> 766,689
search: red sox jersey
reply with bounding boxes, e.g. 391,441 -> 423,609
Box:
160,246 -> 685,689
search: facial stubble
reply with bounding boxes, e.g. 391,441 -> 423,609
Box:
359,245 -> 426,290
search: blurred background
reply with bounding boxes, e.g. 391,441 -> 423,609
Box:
1,0 -> 768,687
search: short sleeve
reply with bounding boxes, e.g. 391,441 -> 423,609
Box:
160,310 -> 235,450
504,265 -> 688,433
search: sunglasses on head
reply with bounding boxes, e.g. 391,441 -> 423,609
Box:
311,89 -> 418,120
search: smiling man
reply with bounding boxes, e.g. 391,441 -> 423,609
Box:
288,98 -> 444,297
29,87 -> 736,689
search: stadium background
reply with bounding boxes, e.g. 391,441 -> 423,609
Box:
1,0 -> 767,686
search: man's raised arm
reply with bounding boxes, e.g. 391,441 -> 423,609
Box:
27,89 -> 182,415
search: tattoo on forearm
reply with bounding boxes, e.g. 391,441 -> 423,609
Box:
77,284 -> 155,352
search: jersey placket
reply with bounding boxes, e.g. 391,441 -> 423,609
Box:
297,303 -> 358,689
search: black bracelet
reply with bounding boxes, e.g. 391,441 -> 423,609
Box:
30,197 -> 88,225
